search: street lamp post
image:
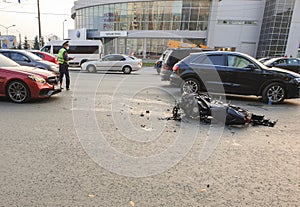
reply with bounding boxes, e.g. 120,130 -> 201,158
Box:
63,19 -> 67,40
0,24 -> 16,35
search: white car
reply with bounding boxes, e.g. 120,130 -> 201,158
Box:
81,54 -> 142,74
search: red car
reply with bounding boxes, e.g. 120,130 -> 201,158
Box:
0,54 -> 61,103
29,50 -> 58,65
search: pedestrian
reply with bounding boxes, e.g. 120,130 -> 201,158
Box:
58,40 -> 74,90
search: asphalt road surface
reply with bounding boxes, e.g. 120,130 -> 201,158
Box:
1,67 -> 300,206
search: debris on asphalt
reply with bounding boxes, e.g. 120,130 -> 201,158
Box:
130,200 -> 135,206
199,188 -> 207,193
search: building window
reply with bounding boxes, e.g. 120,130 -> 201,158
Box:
74,0 -> 211,32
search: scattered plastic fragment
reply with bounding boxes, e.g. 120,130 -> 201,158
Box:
88,194 -> 95,198
130,201 -> 135,206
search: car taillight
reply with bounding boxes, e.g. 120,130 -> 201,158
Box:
173,65 -> 179,72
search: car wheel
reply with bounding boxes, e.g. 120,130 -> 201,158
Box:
7,80 -> 30,103
87,64 -> 96,73
123,66 -> 132,74
181,78 -> 200,94
262,82 -> 285,104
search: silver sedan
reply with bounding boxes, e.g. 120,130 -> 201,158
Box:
81,54 -> 142,74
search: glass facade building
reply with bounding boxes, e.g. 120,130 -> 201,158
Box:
74,1 -> 211,32
72,0 -> 211,57
71,0 -> 300,58
257,0 -> 296,58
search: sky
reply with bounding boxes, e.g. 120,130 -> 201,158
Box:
0,0 -> 75,41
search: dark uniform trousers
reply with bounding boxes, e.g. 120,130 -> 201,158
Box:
59,63 -> 70,89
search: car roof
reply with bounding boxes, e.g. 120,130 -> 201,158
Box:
0,49 -> 26,52
189,51 -> 248,56
104,54 -> 128,57
263,57 -> 300,65
0,49 -> 33,55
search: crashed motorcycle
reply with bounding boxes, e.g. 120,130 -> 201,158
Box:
170,93 -> 276,127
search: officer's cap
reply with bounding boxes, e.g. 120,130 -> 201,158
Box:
62,40 -> 69,46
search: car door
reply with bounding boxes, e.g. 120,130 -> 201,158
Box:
225,54 -> 264,95
0,69 -> 6,96
110,55 -> 126,71
190,54 -> 227,92
95,55 -> 117,71
10,52 -> 34,67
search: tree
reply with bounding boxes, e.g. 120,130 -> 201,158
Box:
40,37 -> 45,48
23,36 -> 29,49
17,42 -> 22,49
34,36 -> 39,49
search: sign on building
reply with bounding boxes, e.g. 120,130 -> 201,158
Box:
0,35 -> 17,49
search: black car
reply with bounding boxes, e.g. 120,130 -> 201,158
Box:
160,48 -> 205,81
170,51 -> 300,103
263,57 -> 300,74
0,49 -> 59,74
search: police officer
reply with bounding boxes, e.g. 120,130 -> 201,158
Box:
58,40 -> 74,90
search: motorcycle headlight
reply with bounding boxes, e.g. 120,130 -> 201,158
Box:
28,75 -> 46,84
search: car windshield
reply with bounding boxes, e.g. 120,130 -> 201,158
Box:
238,53 -> 270,70
24,50 -> 43,61
0,54 -> 20,67
263,58 -> 280,66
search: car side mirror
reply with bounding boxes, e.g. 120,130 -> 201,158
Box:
246,64 -> 257,70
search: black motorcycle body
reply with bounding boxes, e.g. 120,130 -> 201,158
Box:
175,93 -> 276,127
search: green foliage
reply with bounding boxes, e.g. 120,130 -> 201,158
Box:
142,62 -> 155,67
34,36 -> 39,49
40,37 -> 45,48
23,36 -> 29,49
17,42 -> 22,49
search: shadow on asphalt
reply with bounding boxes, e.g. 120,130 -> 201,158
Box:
0,96 -> 61,105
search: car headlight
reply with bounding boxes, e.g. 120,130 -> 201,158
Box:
294,78 -> 300,83
28,75 -> 46,84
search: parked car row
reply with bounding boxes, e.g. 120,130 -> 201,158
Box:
0,54 -> 61,103
157,49 -> 300,104
0,49 -> 59,74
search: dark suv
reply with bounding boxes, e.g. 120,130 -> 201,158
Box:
160,48 -> 204,81
170,51 -> 300,103
0,49 -> 59,74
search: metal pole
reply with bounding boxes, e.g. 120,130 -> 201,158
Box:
63,19 -> 67,40
37,0 -> 42,45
